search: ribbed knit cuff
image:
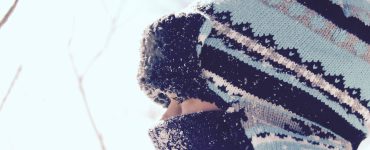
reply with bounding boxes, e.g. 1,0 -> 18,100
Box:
148,110 -> 253,150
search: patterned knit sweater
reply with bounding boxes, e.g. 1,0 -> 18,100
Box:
137,0 -> 370,149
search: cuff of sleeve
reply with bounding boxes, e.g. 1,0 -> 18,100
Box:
148,110 -> 253,150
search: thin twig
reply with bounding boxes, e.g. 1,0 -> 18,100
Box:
0,65 -> 22,112
82,24 -> 115,76
67,22 -> 107,150
82,0 -> 124,76
0,0 -> 19,30
78,78 -> 106,150
67,1 -> 125,148
69,54 -> 107,150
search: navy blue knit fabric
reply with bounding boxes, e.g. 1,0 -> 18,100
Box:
137,13 -> 228,109
149,111 -> 253,150
138,0 -> 370,149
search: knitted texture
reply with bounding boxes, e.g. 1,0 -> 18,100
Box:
149,110 -> 253,150
137,0 -> 370,149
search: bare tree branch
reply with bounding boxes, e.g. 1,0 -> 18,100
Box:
78,77 -> 106,150
0,0 -> 21,112
67,1 -> 125,149
0,65 -> 22,112
0,0 -> 19,30
82,0 -> 125,76
82,24 -> 115,76
67,22 -> 107,150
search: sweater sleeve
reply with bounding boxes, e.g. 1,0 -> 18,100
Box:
137,13 -> 210,108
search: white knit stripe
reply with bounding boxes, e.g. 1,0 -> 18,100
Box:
204,36 -> 367,132
202,69 -> 352,148
204,17 -> 370,127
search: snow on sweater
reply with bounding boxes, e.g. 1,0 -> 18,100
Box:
137,0 -> 370,149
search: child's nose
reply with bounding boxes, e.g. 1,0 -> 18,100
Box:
160,99 -> 182,121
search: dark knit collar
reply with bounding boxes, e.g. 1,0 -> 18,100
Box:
148,110 -> 253,150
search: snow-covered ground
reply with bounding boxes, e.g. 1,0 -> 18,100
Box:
0,0 -> 369,149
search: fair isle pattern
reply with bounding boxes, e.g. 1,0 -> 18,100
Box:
202,14 -> 370,125
202,36 -> 367,133
202,69 -> 352,149
193,0 -> 370,149
201,34 -> 366,132
200,0 -> 370,101
258,0 -> 370,63
205,34 -> 366,132
192,0 -> 370,149
138,0 -> 370,149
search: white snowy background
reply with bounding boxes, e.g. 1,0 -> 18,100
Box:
0,0 -> 369,150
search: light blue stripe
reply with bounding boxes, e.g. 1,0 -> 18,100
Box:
196,19 -> 213,57
206,80 -> 235,103
204,37 -> 367,133
355,42 -> 368,56
209,0 -> 370,101
310,15 -> 326,29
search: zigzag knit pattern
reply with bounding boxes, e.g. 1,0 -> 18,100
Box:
137,0 -> 370,149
